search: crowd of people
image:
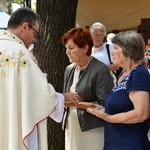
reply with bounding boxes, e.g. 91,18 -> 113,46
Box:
0,7 -> 150,150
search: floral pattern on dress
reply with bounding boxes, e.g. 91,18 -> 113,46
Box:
0,30 -> 24,46
20,59 -> 28,68
0,30 -> 36,78
2,55 -> 10,67
0,50 -> 31,78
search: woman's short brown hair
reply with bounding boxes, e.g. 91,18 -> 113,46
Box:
62,27 -> 93,56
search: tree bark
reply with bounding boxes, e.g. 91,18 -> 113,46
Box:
35,0 -> 78,149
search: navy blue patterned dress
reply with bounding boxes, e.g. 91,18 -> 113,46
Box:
104,65 -> 150,150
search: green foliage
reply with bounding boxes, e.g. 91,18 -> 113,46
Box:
7,1 -> 12,15
7,0 -> 36,14
12,0 -> 23,5
7,0 -> 23,15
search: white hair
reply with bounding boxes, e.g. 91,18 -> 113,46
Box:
107,33 -> 115,40
90,22 -> 106,35
106,33 -> 115,44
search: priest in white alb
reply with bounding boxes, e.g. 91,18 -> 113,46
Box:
0,7 -> 81,150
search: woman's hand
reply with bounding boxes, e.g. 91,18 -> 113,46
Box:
75,101 -> 93,110
63,92 -> 83,108
87,104 -> 108,120
147,128 -> 150,141
63,92 -> 82,106
64,101 -> 75,108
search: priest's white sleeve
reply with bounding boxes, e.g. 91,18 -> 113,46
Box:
49,92 -> 65,122
27,94 -> 64,150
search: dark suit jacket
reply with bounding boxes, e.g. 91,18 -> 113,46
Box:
63,57 -> 113,131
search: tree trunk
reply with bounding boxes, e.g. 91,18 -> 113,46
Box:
35,0 -> 78,149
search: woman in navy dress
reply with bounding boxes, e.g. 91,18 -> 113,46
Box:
87,31 -> 150,150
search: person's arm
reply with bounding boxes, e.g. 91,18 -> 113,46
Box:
108,63 -> 119,71
108,91 -> 150,123
50,92 -> 82,122
147,128 -> 150,141
87,104 -> 105,116
88,91 -> 150,124
75,101 -> 93,110
63,92 -> 82,105
49,93 -> 64,122
64,101 -> 75,107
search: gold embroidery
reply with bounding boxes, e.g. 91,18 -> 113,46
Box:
19,50 -> 24,57
20,59 -> 27,68
1,70 -> 6,78
2,55 -> 10,67
0,50 -> 31,78
11,60 -> 17,67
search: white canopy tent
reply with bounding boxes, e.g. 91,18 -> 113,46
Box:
76,0 -> 150,32
12,3 -> 21,13
0,9 -> 10,29
1,0 -> 150,32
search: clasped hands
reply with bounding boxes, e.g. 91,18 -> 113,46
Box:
63,92 -> 95,109
63,92 -> 106,115
63,92 -> 82,107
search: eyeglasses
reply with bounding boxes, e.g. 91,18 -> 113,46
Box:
28,24 -> 39,38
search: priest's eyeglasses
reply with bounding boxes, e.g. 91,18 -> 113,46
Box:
28,24 -> 39,38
